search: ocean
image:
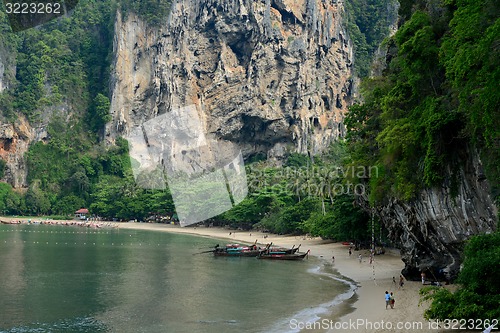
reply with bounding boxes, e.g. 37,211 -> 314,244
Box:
0,224 -> 355,333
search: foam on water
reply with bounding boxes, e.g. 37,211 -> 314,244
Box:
263,265 -> 358,333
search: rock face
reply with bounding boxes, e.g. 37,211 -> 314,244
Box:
0,117 -> 34,188
0,55 -> 4,93
107,0 -> 354,160
372,147 -> 497,280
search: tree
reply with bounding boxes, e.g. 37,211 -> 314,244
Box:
25,181 -> 51,215
88,93 -> 111,133
5,190 -> 22,215
303,194 -> 370,241
0,182 -> 13,214
52,195 -> 85,215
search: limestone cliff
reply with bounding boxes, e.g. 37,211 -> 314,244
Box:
377,148 -> 497,280
107,0 -> 354,160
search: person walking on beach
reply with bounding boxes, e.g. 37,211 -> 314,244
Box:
399,275 -> 405,289
392,276 -> 397,288
390,292 -> 395,309
421,271 -> 426,285
385,291 -> 391,309
358,254 -> 362,263
349,248 -> 352,256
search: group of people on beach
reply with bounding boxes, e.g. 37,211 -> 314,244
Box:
347,246 -> 375,265
385,274 -> 407,309
384,291 -> 396,309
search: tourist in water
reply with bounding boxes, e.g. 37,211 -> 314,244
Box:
385,291 -> 391,309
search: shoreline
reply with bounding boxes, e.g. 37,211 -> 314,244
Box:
1,219 -> 457,332
117,222 -> 436,333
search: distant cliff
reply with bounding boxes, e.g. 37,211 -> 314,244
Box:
107,0 -> 355,160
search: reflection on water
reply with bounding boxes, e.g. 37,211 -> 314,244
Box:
0,225 -> 347,333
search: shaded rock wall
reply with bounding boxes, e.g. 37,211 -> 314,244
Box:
373,147 -> 497,280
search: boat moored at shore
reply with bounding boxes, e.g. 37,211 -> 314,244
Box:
257,249 -> 310,260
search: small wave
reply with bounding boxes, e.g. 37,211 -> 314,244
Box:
263,265 -> 358,333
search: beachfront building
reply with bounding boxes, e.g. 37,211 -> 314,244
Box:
74,208 -> 89,220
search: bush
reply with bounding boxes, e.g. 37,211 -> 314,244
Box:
420,232 -> 500,321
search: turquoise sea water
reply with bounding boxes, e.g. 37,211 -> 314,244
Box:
0,224 -> 354,333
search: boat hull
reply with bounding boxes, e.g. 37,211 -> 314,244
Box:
257,252 -> 308,260
213,250 -> 262,257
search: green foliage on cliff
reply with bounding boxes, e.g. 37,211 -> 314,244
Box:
0,0 -> 160,219
420,232 -> 500,321
120,0 -> 173,25
345,0 -> 499,202
21,122 -> 176,219
0,0 -> 114,123
0,0 -> 174,221
344,0 -> 398,77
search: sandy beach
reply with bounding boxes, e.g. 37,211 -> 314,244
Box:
117,222 -> 444,333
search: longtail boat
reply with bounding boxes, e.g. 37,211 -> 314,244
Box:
1,220 -> 21,224
257,250 -> 310,260
195,242 -> 305,258
213,243 -> 264,257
